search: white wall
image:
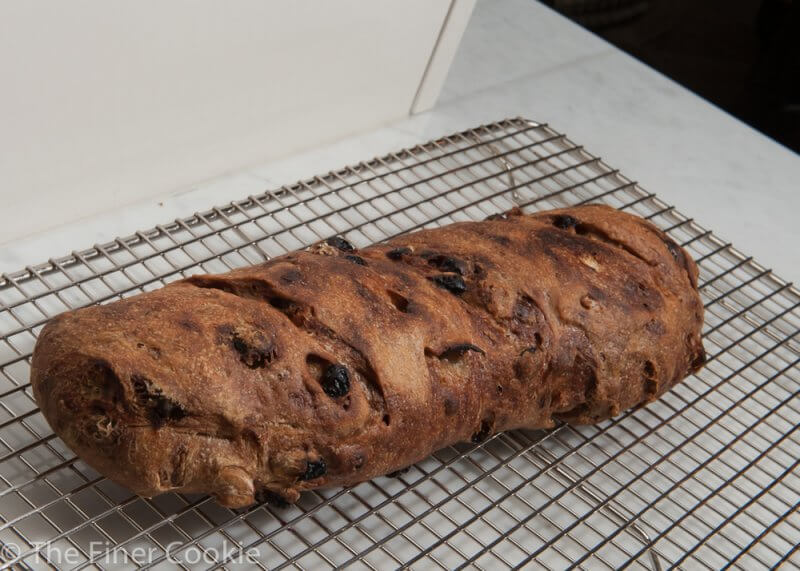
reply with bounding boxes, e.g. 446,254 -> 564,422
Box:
0,1 -> 472,244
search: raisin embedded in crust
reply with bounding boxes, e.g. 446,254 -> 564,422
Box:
255,489 -> 290,508
345,255 -> 367,266
131,374 -> 187,428
553,214 -> 579,229
231,333 -> 277,369
149,395 -> 186,428
301,458 -> 327,481
326,236 -> 355,252
429,274 -> 467,295
321,364 -> 351,397
386,247 -> 412,260
424,253 -> 467,275
471,419 -> 493,443
485,212 -> 508,221
663,238 -> 682,261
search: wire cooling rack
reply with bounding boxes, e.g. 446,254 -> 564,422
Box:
0,117 -> 798,570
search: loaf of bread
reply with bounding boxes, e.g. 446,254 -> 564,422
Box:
31,205 -> 705,507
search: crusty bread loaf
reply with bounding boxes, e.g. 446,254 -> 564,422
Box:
30,205 -> 705,508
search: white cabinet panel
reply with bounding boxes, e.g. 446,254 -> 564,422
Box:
0,1 -> 466,242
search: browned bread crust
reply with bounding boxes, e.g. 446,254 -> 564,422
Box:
31,205 -> 705,507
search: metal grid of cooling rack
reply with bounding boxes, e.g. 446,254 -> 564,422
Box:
0,117 -> 798,570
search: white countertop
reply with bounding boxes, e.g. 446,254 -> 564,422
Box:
3,0 -> 799,284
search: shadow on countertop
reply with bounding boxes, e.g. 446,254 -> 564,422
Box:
541,0 -> 800,154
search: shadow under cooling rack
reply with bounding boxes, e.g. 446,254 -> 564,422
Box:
0,118 -> 798,570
